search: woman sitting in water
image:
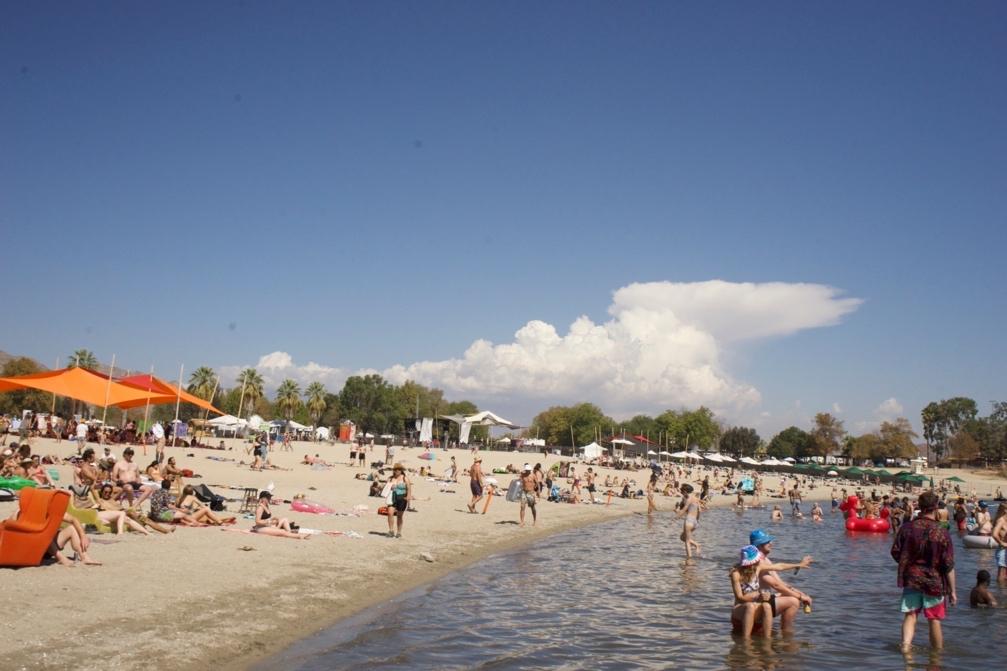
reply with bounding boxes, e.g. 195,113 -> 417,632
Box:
771,505 -> 783,521
253,491 -> 309,539
811,502 -> 823,522
731,545 -> 813,638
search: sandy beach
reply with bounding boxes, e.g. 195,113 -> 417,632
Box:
1,436 -> 1003,670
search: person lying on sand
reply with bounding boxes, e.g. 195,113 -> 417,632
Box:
252,491 -> 309,539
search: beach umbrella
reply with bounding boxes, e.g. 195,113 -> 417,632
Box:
647,450 -> 658,456
717,454 -> 736,463
874,469 -> 893,477
659,451 -> 672,457
946,476 -> 965,483
782,456 -> 796,463
705,453 -> 723,463
845,466 -> 864,476
669,451 -> 690,459
739,456 -> 760,465
827,470 -> 839,476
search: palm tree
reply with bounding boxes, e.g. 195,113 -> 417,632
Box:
305,382 -> 327,425
69,349 -> 98,369
236,368 -> 265,418
187,366 -> 217,401
276,379 -> 301,420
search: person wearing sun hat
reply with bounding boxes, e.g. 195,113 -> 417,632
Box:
749,528 -> 814,629
384,463 -> 412,538
730,544 -> 813,638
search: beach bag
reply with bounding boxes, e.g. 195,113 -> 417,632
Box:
380,482 -> 393,504
377,506 -> 389,515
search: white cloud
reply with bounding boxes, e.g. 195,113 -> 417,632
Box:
383,280 -> 860,416
876,397 -> 904,419
219,351 -> 347,393
218,281 -> 861,418
832,402 -> 843,414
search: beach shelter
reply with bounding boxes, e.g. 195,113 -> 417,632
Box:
704,453 -> 723,463
946,476 -> 966,483
0,366 -> 164,408
580,442 -> 605,460
669,451 -> 691,460
116,374 -> 223,415
739,456 -> 760,466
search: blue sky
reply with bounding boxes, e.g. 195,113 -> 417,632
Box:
3,2 -> 1004,437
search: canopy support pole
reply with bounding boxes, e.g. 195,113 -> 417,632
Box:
100,354 -> 116,427
173,364 -> 184,446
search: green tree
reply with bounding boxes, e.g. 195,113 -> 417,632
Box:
318,393 -> 343,427
766,426 -> 811,459
338,374 -> 404,433
236,368 -> 265,418
529,403 -> 612,448
275,379 -> 302,420
922,397 -> 978,463
849,433 -> 884,462
623,414 -> 658,439
808,412 -> 845,458
305,382 -> 327,425
187,366 -> 217,401
656,407 -> 720,449
878,418 -> 918,460
0,357 -> 50,415
68,349 -> 98,369
720,426 -> 761,457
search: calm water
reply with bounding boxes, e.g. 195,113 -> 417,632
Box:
262,508 -> 1006,670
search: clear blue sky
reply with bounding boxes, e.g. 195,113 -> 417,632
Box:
3,2 -> 1004,436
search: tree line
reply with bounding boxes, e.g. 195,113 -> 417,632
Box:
2,351 -> 1005,464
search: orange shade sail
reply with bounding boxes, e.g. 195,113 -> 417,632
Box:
0,368 -> 224,415
116,374 -> 223,415
0,367 -> 164,408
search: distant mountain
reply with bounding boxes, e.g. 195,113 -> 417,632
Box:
0,350 -> 48,372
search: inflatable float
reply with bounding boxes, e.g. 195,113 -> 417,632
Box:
0,477 -> 37,491
290,499 -> 335,514
838,495 -> 891,533
962,535 -> 998,549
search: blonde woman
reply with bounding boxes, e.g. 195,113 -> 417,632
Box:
731,545 -> 812,638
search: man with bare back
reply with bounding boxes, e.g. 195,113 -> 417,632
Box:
468,456 -> 484,513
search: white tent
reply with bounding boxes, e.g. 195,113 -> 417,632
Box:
716,454 -> 736,463
740,456 -> 761,465
287,420 -> 309,431
647,450 -> 658,456
782,456 -> 796,463
248,414 -> 267,431
669,450 -> 691,459
208,414 -> 247,428
704,453 -> 723,462
659,451 -> 672,457
580,442 -> 604,459
315,426 -> 331,440
761,457 -> 782,466
687,451 -> 702,460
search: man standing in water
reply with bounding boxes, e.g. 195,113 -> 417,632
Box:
519,464 -> 537,527
890,491 -> 956,652
749,529 -> 812,630
467,456 -> 484,513
992,504 -> 1007,584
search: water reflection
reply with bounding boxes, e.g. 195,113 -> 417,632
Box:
262,509 -> 1007,671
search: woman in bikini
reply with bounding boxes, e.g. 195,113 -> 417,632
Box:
90,485 -> 151,535
96,483 -> 173,534
731,545 -> 813,638
252,491 -> 308,538
646,472 -> 659,515
676,483 -> 703,557
177,485 -> 235,525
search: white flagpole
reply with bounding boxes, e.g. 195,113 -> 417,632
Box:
173,364 -> 184,445
100,354 -> 116,427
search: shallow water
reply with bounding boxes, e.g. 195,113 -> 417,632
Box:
262,508 -> 1007,670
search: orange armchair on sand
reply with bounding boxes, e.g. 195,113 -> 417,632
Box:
0,489 -> 70,567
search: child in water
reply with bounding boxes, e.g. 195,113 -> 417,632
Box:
970,570 -> 997,608
771,505 -> 783,521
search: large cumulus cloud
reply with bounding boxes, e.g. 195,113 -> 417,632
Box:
382,280 -> 861,414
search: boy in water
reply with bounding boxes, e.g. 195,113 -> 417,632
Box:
970,570 -> 996,608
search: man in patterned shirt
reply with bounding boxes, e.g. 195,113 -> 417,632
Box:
891,491 -> 957,652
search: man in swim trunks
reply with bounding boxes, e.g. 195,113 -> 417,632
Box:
992,504 -> 1007,584
585,467 -> 598,503
890,491 -> 956,652
111,447 -> 155,508
468,456 -> 484,513
519,464 -> 537,527
749,528 -> 812,630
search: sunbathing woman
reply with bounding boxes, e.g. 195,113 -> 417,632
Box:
96,484 -> 173,534
27,455 -> 56,487
731,545 -> 812,638
48,514 -> 102,566
252,491 -> 308,538
177,485 -> 234,525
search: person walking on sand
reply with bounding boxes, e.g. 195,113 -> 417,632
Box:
891,491 -> 957,653
385,463 -> 412,538
151,420 -> 165,463
585,467 -> 598,503
519,464 -> 537,527
467,456 -> 484,513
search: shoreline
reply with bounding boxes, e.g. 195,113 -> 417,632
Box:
2,436 -> 997,670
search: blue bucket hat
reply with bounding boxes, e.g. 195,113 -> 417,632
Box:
739,545 -> 761,567
750,529 -> 775,547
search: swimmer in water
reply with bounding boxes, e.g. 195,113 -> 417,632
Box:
811,502 -> 823,522
771,505 -> 783,521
